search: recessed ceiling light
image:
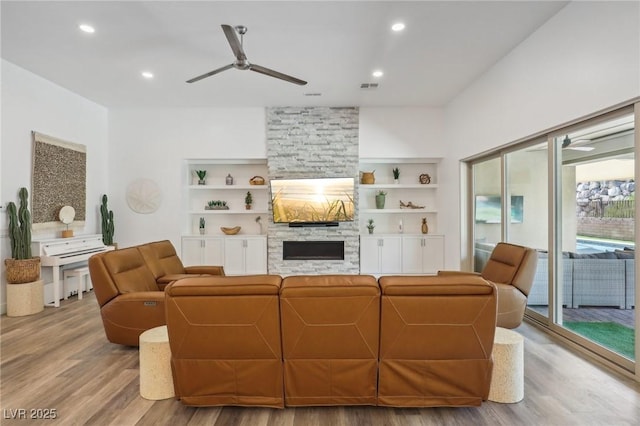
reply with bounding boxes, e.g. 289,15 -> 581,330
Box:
391,22 -> 405,32
79,24 -> 95,34
141,71 -> 154,79
372,70 -> 384,78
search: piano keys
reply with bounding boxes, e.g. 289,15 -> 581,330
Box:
32,234 -> 112,307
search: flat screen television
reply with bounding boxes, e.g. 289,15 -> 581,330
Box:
271,177 -> 355,224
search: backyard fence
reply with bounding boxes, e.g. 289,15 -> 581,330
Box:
582,199 -> 635,218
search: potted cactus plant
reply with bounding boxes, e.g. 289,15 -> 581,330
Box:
4,188 -> 41,283
100,194 -> 115,248
245,191 -> 253,210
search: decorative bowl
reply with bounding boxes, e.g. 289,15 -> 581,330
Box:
220,226 -> 241,235
249,176 -> 265,185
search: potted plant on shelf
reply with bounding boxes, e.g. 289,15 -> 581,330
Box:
101,194 -> 115,248
199,217 -> 206,235
4,187 -> 41,284
366,219 -> 375,234
245,191 -> 253,210
195,170 -> 207,185
392,167 -> 400,184
375,191 -> 387,209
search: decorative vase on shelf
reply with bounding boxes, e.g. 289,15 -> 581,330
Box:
361,171 -> 375,184
368,227 -> 374,234
375,193 -> 386,209
226,174 -> 234,185
421,218 -> 429,234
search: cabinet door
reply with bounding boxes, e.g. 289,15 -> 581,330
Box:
379,236 -> 402,274
244,237 -> 267,274
421,236 -> 444,274
203,237 -> 224,266
360,237 -> 381,273
401,236 -> 424,274
223,238 -> 245,275
181,237 -> 204,266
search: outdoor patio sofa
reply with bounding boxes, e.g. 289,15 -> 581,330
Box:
476,242 -> 635,309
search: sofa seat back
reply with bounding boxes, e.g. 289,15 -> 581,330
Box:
279,275 -> 380,406
165,275 -> 284,408
138,240 -> 187,279
377,275 -> 497,407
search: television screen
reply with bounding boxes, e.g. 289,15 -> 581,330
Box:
475,195 -> 524,224
271,177 -> 355,223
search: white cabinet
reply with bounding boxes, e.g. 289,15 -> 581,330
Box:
223,236 -> 267,275
401,235 -> 444,274
181,236 -> 224,267
181,235 -> 267,274
360,235 -> 402,274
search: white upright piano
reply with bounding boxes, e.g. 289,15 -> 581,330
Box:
32,234 -> 112,307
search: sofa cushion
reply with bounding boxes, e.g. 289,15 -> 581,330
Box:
102,247 -> 159,293
570,251 -> 617,259
138,240 -> 186,279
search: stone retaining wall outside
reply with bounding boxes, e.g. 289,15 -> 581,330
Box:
577,217 -> 634,241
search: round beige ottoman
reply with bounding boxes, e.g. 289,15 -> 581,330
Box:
7,280 -> 44,317
139,325 -> 175,400
489,327 -> 524,403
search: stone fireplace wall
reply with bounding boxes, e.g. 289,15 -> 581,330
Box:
266,107 -> 359,275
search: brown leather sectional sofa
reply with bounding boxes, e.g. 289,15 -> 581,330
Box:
89,240 -> 225,346
164,273 -> 498,408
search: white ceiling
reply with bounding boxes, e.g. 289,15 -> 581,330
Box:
1,1 -> 568,108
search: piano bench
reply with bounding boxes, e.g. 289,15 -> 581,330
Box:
63,267 -> 91,300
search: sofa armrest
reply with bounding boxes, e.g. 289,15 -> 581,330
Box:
437,270 -> 481,277
184,265 -> 225,276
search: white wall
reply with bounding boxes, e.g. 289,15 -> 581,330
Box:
1,60 -> 109,313
444,1 -> 640,268
107,108 -> 267,249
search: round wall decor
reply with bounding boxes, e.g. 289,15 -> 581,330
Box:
126,178 -> 162,214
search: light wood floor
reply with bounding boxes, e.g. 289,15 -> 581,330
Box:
1,292 -> 639,426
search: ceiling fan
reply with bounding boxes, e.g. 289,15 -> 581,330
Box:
562,135 -> 595,152
186,24 -> 307,86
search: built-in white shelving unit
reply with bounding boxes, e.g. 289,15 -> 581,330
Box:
181,159 -> 268,274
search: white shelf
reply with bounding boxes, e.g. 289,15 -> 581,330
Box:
189,210 -> 269,215
361,209 -> 437,214
188,185 -> 269,190
182,233 -> 266,238
359,184 -> 438,189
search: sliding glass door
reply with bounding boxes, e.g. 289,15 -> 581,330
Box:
555,112 -> 635,361
469,103 -> 637,369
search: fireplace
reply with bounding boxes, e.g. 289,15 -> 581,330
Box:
283,241 -> 345,260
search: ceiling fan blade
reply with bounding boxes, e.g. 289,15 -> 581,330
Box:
568,146 -> 595,152
186,64 -> 234,83
249,64 -> 307,86
221,24 -> 246,61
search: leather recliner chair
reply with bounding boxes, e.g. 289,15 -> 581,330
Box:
439,242 -> 538,329
88,247 -> 166,346
137,240 -> 224,288
377,275 -> 497,407
165,275 -> 284,408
